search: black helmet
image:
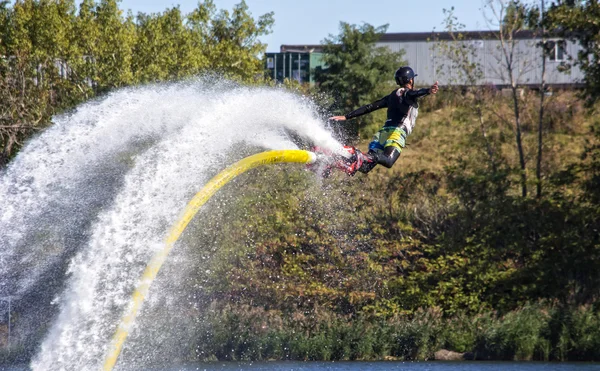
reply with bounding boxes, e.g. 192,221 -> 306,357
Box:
394,67 -> 417,86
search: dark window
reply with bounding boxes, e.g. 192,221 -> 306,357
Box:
547,40 -> 566,61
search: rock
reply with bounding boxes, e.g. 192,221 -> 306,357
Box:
434,349 -> 466,361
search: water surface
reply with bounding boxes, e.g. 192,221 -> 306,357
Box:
156,361 -> 600,371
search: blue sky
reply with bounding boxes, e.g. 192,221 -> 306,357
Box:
119,0 -> 493,52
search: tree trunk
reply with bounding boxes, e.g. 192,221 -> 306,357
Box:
537,0 -> 547,199
512,86 -> 527,197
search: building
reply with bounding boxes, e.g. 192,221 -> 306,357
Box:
267,30 -> 583,88
265,45 -> 325,84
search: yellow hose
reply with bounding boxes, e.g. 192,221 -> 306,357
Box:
102,150 -> 316,371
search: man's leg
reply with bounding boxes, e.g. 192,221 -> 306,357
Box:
356,150 -> 378,173
336,146 -> 400,175
335,125 -> 404,175
374,147 -> 401,168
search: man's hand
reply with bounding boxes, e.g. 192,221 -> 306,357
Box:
329,116 -> 347,121
430,81 -> 439,94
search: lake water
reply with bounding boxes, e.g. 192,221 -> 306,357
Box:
143,361 -> 600,371
5,361 -> 600,371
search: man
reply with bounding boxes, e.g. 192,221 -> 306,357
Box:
328,66 -> 439,175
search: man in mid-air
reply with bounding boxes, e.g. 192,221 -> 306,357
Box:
328,66 -> 439,175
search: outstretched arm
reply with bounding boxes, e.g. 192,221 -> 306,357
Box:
406,81 -> 439,100
329,96 -> 388,121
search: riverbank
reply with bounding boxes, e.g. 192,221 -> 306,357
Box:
190,303 -> 600,363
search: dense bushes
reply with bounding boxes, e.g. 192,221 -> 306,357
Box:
203,129 -> 600,317
191,304 -> 600,362
186,90 -> 600,361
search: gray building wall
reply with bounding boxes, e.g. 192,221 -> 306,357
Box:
375,31 -> 584,87
280,31 -> 584,88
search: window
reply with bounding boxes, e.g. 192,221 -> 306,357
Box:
547,40 -> 566,61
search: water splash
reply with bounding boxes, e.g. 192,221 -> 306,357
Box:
0,77 -> 342,370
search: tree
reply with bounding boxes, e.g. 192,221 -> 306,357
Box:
535,0 -> 547,199
0,0 -> 274,167
131,0 -> 274,84
132,7 -> 195,83
0,0 -> 68,166
435,7 -> 497,172
315,22 -> 405,141
72,0 -> 100,98
93,0 -> 135,91
518,0 -> 551,199
188,0 -> 274,81
484,0 -> 535,197
545,0 -> 600,106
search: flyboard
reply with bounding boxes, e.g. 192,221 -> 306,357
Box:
102,149 -> 352,370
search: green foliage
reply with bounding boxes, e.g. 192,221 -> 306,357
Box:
200,0 -> 274,81
434,8 -> 499,172
581,121 -> 600,204
545,0 -> 600,105
189,91 -> 600,358
502,0 -> 530,30
0,0 -> 273,165
188,304 -> 600,362
315,22 -> 406,141
435,7 -> 484,87
2,0 -> 600,360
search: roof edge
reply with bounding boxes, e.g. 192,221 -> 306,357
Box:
278,29 -> 560,52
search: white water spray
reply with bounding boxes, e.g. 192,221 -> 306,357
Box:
0,78 -> 342,370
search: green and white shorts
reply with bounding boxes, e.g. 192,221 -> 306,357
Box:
368,125 -> 407,154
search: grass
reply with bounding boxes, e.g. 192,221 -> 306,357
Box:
190,303 -> 600,362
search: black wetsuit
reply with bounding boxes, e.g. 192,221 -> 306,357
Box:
345,87 -> 431,172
